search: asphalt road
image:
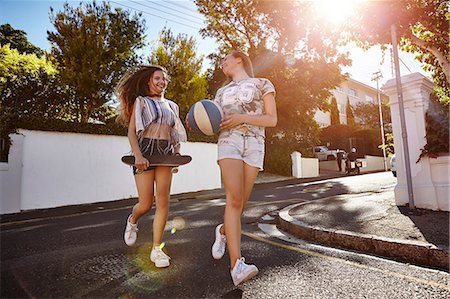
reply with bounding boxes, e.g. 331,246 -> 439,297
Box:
1,172 -> 449,298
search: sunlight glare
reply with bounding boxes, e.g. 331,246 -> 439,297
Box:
312,0 -> 363,25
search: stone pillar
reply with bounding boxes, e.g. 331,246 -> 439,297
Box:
382,72 -> 446,210
291,151 -> 302,178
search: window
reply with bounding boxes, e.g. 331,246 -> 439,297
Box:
365,95 -> 374,102
348,88 -> 357,97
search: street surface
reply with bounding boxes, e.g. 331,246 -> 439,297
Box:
1,172 -> 449,298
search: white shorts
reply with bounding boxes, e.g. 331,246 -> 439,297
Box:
217,131 -> 265,171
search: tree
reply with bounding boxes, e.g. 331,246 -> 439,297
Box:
0,23 -> 43,56
0,44 -> 67,119
330,97 -> 340,125
149,28 -> 209,118
346,97 -> 356,126
353,102 -> 391,132
194,0 -> 350,153
350,0 -> 449,102
47,1 -> 146,122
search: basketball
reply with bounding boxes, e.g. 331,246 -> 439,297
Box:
188,100 -> 223,136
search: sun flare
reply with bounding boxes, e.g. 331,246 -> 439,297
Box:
312,0 -> 364,25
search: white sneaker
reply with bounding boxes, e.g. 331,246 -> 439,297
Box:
150,246 -> 170,268
124,214 -> 138,246
230,257 -> 258,286
212,224 -> 227,260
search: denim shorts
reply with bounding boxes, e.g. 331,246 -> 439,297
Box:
217,130 -> 265,170
133,138 -> 174,175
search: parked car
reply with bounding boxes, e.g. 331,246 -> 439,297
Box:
313,146 -> 337,161
390,154 -> 396,177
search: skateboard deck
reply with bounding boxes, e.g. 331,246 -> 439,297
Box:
121,155 -> 192,167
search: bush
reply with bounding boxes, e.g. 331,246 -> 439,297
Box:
320,124 -> 383,157
418,97 -> 449,161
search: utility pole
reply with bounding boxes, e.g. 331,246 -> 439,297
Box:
391,23 -> 415,209
372,70 -> 388,171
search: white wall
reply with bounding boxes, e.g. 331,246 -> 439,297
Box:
318,155 -> 390,173
301,157 -> 319,178
0,130 -> 221,214
291,152 -> 319,178
360,155 -> 391,173
383,72 -> 449,211
0,134 -> 24,214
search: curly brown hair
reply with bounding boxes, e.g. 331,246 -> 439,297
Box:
116,65 -> 168,125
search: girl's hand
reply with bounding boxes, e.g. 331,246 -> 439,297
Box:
220,113 -> 246,130
134,154 -> 150,170
185,113 -> 192,131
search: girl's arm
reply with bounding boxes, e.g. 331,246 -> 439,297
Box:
220,92 -> 277,130
128,102 -> 149,168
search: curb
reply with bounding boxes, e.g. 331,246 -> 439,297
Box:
277,202 -> 449,271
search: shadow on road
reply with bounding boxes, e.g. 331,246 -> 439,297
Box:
399,206 -> 449,247
222,288 -> 243,298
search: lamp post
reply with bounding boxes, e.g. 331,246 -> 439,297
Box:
391,23 -> 415,209
371,70 -> 387,171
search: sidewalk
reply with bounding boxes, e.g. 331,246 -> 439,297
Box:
277,190 -> 449,271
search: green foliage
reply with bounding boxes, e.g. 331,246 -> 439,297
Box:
194,0 -> 353,175
350,0 -> 449,97
195,0 -> 349,154
330,97 -> 340,125
0,107 -> 18,161
346,97 -> 356,126
0,23 -> 44,56
418,95 -> 449,160
0,44 -> 68,119
48,1 -> 146,123
353,101 -> 391,131
0,44 -> 56,82
352,128 -> 383,156
379,132 -> 395,157
264,138 -> 293,176
149,28 -> 210,119
320,124 -> 383,156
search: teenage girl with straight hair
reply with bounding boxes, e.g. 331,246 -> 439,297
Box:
189,51 -> 277,285
116,65 -> 187,268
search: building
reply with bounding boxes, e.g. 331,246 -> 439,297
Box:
314,77 -> 389,128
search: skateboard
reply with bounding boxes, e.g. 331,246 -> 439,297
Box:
121,154 -> 192,167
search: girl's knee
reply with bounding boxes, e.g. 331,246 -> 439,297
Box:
227,194 -> 243,210
155,196 -> 170,210
135,202 -> 152,214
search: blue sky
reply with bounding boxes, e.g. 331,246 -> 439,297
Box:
1,0 -> 430,88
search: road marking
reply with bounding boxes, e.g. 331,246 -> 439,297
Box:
242,231 -> 450,291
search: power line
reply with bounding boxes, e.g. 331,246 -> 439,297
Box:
110,1 -> 201,30
163,0 -> 200,14
399,56 -> 413,73
127,0 -> 204,26
143,0 -> 203,21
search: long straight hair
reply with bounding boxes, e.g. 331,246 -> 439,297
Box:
116,65 -> 167,125
223,50 -> 254,86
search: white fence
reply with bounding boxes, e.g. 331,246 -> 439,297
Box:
319,155 -> 391,173
0,130 -> 221,214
